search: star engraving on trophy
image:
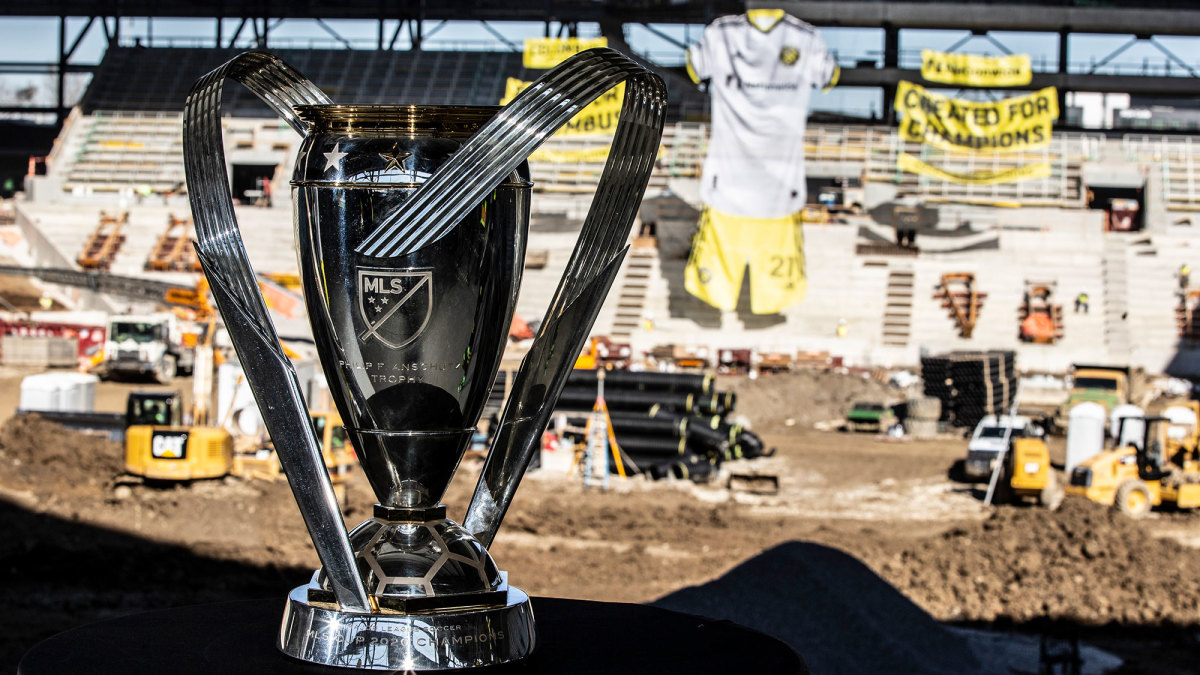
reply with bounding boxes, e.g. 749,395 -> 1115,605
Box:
378,148 -> 412,172
322,141 -> 348,172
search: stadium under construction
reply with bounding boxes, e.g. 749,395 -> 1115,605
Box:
2,0 -> 1200,375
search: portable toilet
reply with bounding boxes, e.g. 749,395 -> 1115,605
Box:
1110,404 -> 1144,449
58,373 -> 98,412
1066,402 -> 1107,472
1162,404 -> 1198,445
19,373 -> 67,412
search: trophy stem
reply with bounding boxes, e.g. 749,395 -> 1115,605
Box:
346,428 -> 473,509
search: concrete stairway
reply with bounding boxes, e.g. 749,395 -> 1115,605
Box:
881,262 -> 914,347
1102,236 -> 1132,360
608,245 -> 656,341
1125,234 -> 1196,373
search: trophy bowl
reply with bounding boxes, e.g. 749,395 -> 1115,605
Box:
280,104 -> 534,669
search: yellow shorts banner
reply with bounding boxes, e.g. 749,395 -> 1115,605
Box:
897,153 -> 1052,185
502,78 -> 624,137
523,37 -> 608,69
895,81 -> 1058,153
684,208 -> 806,315
920,50 -> 1032,87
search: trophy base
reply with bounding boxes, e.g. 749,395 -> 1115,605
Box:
279,581 -> 536,670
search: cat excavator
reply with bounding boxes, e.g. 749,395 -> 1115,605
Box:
123,387 -> 352,485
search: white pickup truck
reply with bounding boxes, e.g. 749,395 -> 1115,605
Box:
963,415 -> 1043,481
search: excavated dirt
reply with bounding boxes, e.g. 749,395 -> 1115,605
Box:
879,499 -> 1200,627
1,368 -> 1199,672
0,414 -> 124,487
724,369 -> 898,432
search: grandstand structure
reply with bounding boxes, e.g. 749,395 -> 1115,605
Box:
4,1 -> 1200,375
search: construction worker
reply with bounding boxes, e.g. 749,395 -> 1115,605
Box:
1181,263 -> 1191,290
1075,291 -> 1089,314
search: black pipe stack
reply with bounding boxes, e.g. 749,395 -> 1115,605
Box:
920,351 -> 1017,429
557,369 -> 768,482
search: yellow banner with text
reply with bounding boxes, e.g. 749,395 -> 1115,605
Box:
920,49 -> 1032,87
502,77 -> 624,139
895,81 -> 1058,154
522,37 -> 608,69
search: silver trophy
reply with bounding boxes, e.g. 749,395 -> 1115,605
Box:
182,51 -> 664,669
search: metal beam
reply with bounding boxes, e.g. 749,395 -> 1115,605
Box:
5,1 -> 1200,36
479,21 -> 521,52
777,2 -> 1200,36
0,106 -> 62,115
57,17 -> 67,122
838,67 -> 1200,97
226,17 -> 246,48
314,17 -> 354,49
637,23 -> 688,51
64,16 -> 96,59
387,20 -> 404,50
0,62 -> 94,74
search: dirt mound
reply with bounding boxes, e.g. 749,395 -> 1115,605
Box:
0,415 -> 124,488
655,542 -> 981,675
721,371 -> 898,433
880,499 -> 1200,626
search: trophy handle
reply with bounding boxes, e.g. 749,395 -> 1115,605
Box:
465,251 -> 629,547
183,52 -> 372,613
336,49 -> 669,547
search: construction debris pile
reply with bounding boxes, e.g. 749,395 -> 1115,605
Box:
556,370 -> 769,482
920,351 -> 1017,429
879,498 -> 1200,626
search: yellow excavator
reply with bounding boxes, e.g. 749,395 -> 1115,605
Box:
123,390 -> 233,481
1067,402 -> 1200,517
124,389 -> 352,484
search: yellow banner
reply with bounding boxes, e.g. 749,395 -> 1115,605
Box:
920,49 -> 1032,87
528,146 -> 612,163
898,153 -> 1051,185
895,81 -> 1058,154
503,77 -> 624,137
523,37 -> 607,69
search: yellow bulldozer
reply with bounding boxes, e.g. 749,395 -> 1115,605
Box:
1066,402 -> 1200,517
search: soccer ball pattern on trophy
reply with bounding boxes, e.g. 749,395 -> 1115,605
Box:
345,518 -> 500,598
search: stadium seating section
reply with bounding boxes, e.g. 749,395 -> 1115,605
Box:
10,45 -> 1200,375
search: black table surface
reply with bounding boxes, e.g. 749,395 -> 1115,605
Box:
19,597 -> 806,674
